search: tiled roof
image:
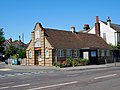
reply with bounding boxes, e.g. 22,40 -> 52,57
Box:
45,28 -> 110,49
101,21 -> 120,32
2,39 -> 27,48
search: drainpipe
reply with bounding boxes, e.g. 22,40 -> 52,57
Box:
55,49 -> 58,64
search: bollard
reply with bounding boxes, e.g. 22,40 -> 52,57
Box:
114,58 -> 116,67
105,59 -> 107,64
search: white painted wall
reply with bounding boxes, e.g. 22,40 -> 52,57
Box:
88,21 -> 116,45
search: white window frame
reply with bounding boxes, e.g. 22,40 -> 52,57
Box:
58,49 -> 64,57
66,49 -> 72,57
101,50 -> 105,56
45,49 -> 49,58
103,33 -> 107,41
74,49 -> 79,57
106,50 -> 110,56
29,50 -> 32,58
35,30 -> 40,40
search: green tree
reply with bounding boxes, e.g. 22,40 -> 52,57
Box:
0,28 -> 5,54
0,28 -> 5,45
5,46 -> 18,58
17,48 -> 26,58
109,43 -> 120,50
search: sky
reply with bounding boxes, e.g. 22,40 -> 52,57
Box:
0,0 -> 120,44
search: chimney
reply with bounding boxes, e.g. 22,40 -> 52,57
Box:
83,24 -> 90,30
70,26 -> 75,33
95,16 -> 100,36
107,16 -> 111,27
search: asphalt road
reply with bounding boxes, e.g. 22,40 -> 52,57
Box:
0,67 -> 120,90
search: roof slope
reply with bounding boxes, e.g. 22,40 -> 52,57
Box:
101,21 -> 120,32
45,28 -> 110,49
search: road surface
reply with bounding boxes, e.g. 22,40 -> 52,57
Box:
0,66 -> 120,90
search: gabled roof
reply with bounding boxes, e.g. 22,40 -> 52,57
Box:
2,40 -> 10,46
44,28 -> 110,49
101,21 -> 120,32
12,40 -> 27,48
2,39 -> 27,48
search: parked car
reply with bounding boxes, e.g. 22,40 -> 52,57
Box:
0,55 -> 5,62
5,59 -> 8,64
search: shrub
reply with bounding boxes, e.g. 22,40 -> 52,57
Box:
53,61 -> 58,67
66,58 -> 75,67
80,58 -> 89,65
53,58 -> 89,68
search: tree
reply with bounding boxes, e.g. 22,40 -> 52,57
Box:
0,28 -> 5,45
0,28 -> 5,54
17,48 -> 26,58
5,46 -> 18,58
109,43 -> 120,50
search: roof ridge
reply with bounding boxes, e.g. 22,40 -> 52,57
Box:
44,28 -> 70,32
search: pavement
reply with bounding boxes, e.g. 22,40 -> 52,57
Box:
0,62 -> 120,71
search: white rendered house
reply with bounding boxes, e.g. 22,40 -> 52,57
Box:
88,16 -> 120,46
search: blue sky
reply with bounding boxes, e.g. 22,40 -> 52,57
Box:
0,0 -> 120,43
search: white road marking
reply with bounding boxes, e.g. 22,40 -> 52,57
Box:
94,74 -> 117,80
0,86 -> 9,89
12,84 -> 30,88
0,82 -> 14,85
0,69 -> 12,71
0,84 -> 30,89
27,81 -> 78,90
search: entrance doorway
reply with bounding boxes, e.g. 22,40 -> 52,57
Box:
35,51 -> 42,65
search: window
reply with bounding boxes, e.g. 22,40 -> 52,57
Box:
103,33 -> 107,41
58,49 -> 64,57
29,50 -> 32,58
117,33 -> 120,44
45,49 -> 49,58
106,50 -> 110,56
74,49 -> 79,57
35,30 -> 40,40
35,41 -> 41,47
38,51 -> 42,61
101,50 -> 105,56
66,49 -> 72,57
91,51 -> 97,57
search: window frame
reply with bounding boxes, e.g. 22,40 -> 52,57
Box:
58,49 -> 64,57
45,49 -> 49,58
74,49 -> 79,57
106,50 -> 110,57
29,50 -> 32,58
101,50 -> 105,57
66,49 -> 72,57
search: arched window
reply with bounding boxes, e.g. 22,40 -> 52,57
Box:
29,50 -> 32,58
45,49 -> 49,58
35,30 -> 40,40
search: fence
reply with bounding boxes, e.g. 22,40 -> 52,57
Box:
7,58 -> 26,65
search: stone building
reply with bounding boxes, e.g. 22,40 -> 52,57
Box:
26,22 -> 112,66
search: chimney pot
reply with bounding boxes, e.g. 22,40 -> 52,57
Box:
83,24 -> 90,30
70,26 -> 75,33
107,16 -> 111,26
